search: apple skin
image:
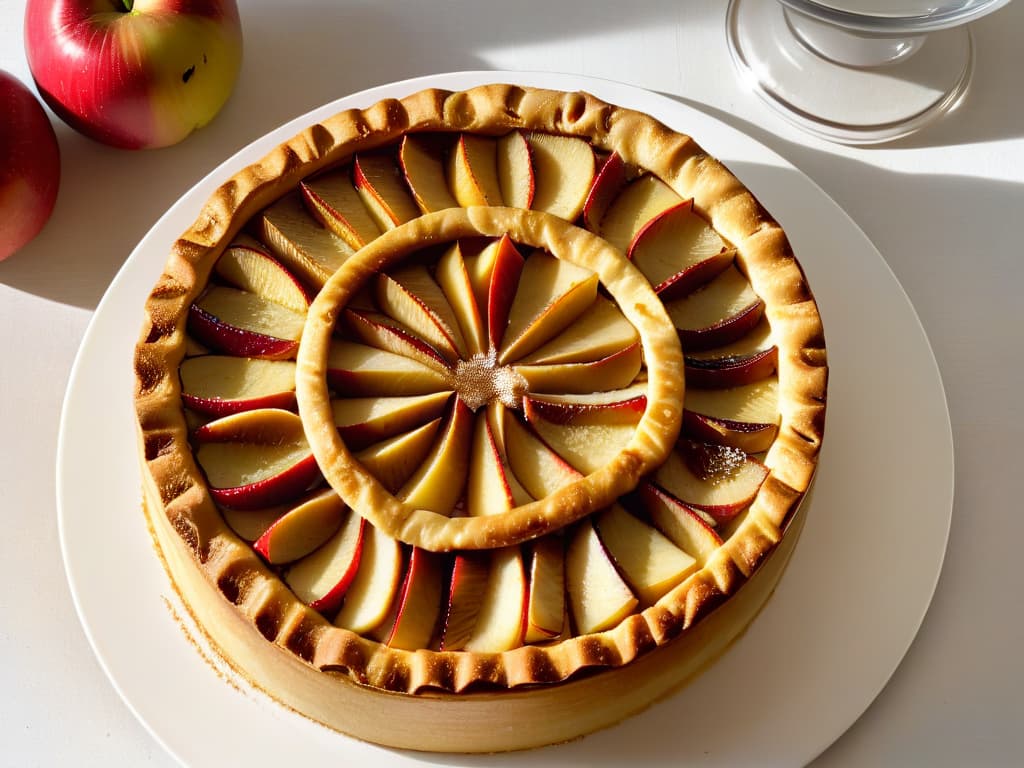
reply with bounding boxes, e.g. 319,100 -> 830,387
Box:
24,0 -> 242,149
0,70 -> 60,261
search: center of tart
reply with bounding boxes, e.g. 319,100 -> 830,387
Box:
296,207 -> 684,552
452,351 -> 528,412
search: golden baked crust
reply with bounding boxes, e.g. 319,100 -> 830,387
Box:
133,83 -> 827,749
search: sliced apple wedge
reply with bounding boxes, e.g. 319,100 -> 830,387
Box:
382,547 -> 447,650
654,441 -> 769,523
435,242 -> 486,356
282,506 -> 365,613
465,409 -> 531,517
582,151 -> 628,232
524,535 -> 566,643
189,286 -> 305,360
503,413 -> 583,500
354,418 -> 443,493
440,552 -> 490,651
682,377 -> 780,454
516,294 -> 639,365
638,482 -> 723,565
214,237 -> 311,313
194,408 -> 320,510
334,523 -> 403,634
326,341 -> 451,396
525,132 -> 595,222
594,504 -> 697,605
664,267 -> 765,352
180,356 -> 297,416
498,252 -> 600,364
523,396 -> 637,475
333,391 -> 451,451
448,133 -> 502,207
515,341 -> 642,395
398,398 -> 474,515
686,317 -> 774,361
353,153 -> 420,230
376,266 -> 468,361
221,504 -> 286,543
254,488 -> 347,565
399,133 -> 459,213
343,308 -> 452,373
482,235 -> 526,351
463,547 -> 528,653
496,130 -> 534,209
258,191 -> 353,289
685,346 -> 778,389
522,386 -> 646,426
300,168 -> 383,250
599,173 -> 683,254
626,200 -> 734,300
566,520 -> 638,635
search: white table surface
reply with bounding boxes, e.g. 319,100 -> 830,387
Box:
2,1 -> 1022,765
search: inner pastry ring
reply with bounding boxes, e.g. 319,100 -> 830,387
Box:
296,205 -> 685,552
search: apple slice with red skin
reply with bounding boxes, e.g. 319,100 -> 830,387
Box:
214,237 -> 311,312
582,152 -> 628,232
638,482 -> 723,565
254,488 -> 347,565
484,235 -> 526,351
566,519 -> 638,635
664,267 -> 765,352
354,418 -> 443,494
189,286 -> 305,360
333,391 -> 451,451
525,132 -> 595,222
463,546 -> 528,652
524,535 -> 566,642
498,252 -> 599,364
334,523 -> 404,634
594,504 -> 697,605
281,507 -> 366,615
300,168 -> 383,250
625,200 -> 735,301
440,552 -> 490,651
599,173 -> 683,254
682,377 -> 780,454
399,134 -> 459,214
376,265 -> 469,361
523,395 -> 639,475
326,341 -> 451,396
503,412 -> 583,500
497,130 -> 535,209
515,340 -> 642,395
466,411 -> 520,517
180,356 -> 297,416
342,308 -> 452,374
381,547 -> 448,650
522,385 -> 647,427
398,397 -> 474,515
653,440 -> 769,524
435,242 -> 487,356
516,294 -> 638,365
193,408 -> 321,510
448,133 -> 502,207
258,191 -> 353,289
353,152 -> 420,230
685,346 -> 778,389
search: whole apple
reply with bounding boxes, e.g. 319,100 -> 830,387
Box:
0,70 -> 60,262
24,0 -> 243,150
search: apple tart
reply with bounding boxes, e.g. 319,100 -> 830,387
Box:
134,83 -> 826,752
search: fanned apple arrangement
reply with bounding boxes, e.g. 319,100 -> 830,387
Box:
135,84 -> 825,751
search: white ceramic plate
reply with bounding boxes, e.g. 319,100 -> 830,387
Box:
57,71 -> 952,767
